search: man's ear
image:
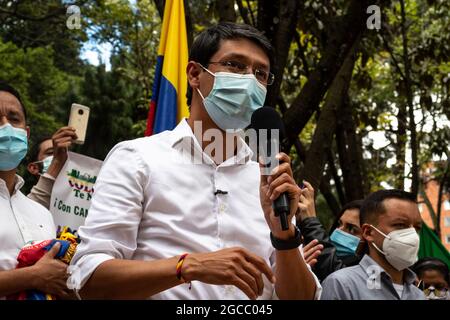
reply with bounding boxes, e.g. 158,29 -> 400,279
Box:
361,223 -> 375,243
26,126 -> 30,139
186,61 -> 202,89
27,162 -> 40,176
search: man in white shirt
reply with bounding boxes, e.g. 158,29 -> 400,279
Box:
0,82 -> 69,298
70,22 -> 321,300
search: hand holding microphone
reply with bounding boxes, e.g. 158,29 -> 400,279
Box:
259,152 -> 302,239
251,107 -> 302,239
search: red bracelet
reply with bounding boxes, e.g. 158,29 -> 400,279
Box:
176,253 -> 191,289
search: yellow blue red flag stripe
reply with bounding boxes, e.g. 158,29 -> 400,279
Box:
145,0 -> 189,136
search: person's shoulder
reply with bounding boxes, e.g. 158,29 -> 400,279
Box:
116,130 -> 173,151
320,264 -> 362,300
409,284 -> 426,299
323,264 -> 363,284
16,190 -> 53,216
106,130 -> 173,159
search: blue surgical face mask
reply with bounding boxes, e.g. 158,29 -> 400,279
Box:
197,66 -> 267,130
0,123 -> 28,171
330,228 -> 361,257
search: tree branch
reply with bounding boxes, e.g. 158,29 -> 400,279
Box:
236,0 -> 252,25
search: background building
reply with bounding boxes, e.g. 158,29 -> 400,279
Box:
418,162 -> 450,251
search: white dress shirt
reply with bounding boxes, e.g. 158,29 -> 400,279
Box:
71,119 -> 321,299
0,175 -> 56,273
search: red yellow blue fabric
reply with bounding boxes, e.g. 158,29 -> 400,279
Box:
145,0 -> 189,136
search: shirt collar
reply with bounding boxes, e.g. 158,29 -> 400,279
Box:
170,119 -> 253,166
0,174 -> 24,197
359,254 -> 417,285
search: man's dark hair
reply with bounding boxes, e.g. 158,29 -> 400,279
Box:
27,135 -> 52,163
330,199 -> 364,232
0,81 -> 27,120
186,22 -> 274,106
412,257 -> 450,285
360,189 -> 417,225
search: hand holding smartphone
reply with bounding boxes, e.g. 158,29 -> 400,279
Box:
68,103 -> 90,145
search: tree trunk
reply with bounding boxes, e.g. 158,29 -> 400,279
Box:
300,48 -> 357,192
400,0 -> 419,197
153,0 -> 194,48
216,0 -> 237,22
184,0 -> 194,48
282,0 -> 369,151
256,0 -> 299,109
436,161 -> 450,239
420,186 -> 438,230
278,97 -> 341,215
357,131 -> 371,195
153,0 -> 165,18
257,0 -> 276,39
327,150 -> 346,206
336,98 -> 366,201
394,100 -> 407,190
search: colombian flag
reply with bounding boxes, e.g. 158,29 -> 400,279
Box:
145,0 -> 189,136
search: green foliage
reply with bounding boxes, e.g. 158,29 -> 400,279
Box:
72,61 -> 140,160
1,0 -> 449,214
0,39 -> 67,139
0,0 -> 88,74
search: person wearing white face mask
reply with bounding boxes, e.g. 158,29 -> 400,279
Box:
26,127 -> 77,209
321,189 -> 426,300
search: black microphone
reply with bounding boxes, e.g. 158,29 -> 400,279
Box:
250,107 -> 290,231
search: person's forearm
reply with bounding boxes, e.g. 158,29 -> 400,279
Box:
274,249 -> 317,300
0,267 -> 37,297
80,256 -> 183,299
27,174 -> 55,209
46,158 -> 65,179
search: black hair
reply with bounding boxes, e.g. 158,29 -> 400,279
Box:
360,189 -> 417,225
186,22 -> 274,106
412,257 -> 450,285
330,199 -> 364,233
27,135 -> 52,163
0,81 -> 27,120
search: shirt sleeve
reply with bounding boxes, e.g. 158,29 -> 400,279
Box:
27,173 -> 55,209
269,245 -> 322,300
69,141 -> 149,289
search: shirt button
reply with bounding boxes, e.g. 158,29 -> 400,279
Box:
219,204 -> 226,213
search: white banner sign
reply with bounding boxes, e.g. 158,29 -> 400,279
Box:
50,152 -> 103,235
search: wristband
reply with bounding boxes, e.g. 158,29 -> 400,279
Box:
270,226 -> 302,250
176,253 -> 192,289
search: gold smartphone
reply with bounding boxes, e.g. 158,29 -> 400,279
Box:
68,103 -> 90,144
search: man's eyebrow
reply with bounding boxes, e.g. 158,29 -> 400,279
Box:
220,53 -> 270,70
392,217 -> 408,222
390,217 -> 410,224
7,109 -> 22,117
